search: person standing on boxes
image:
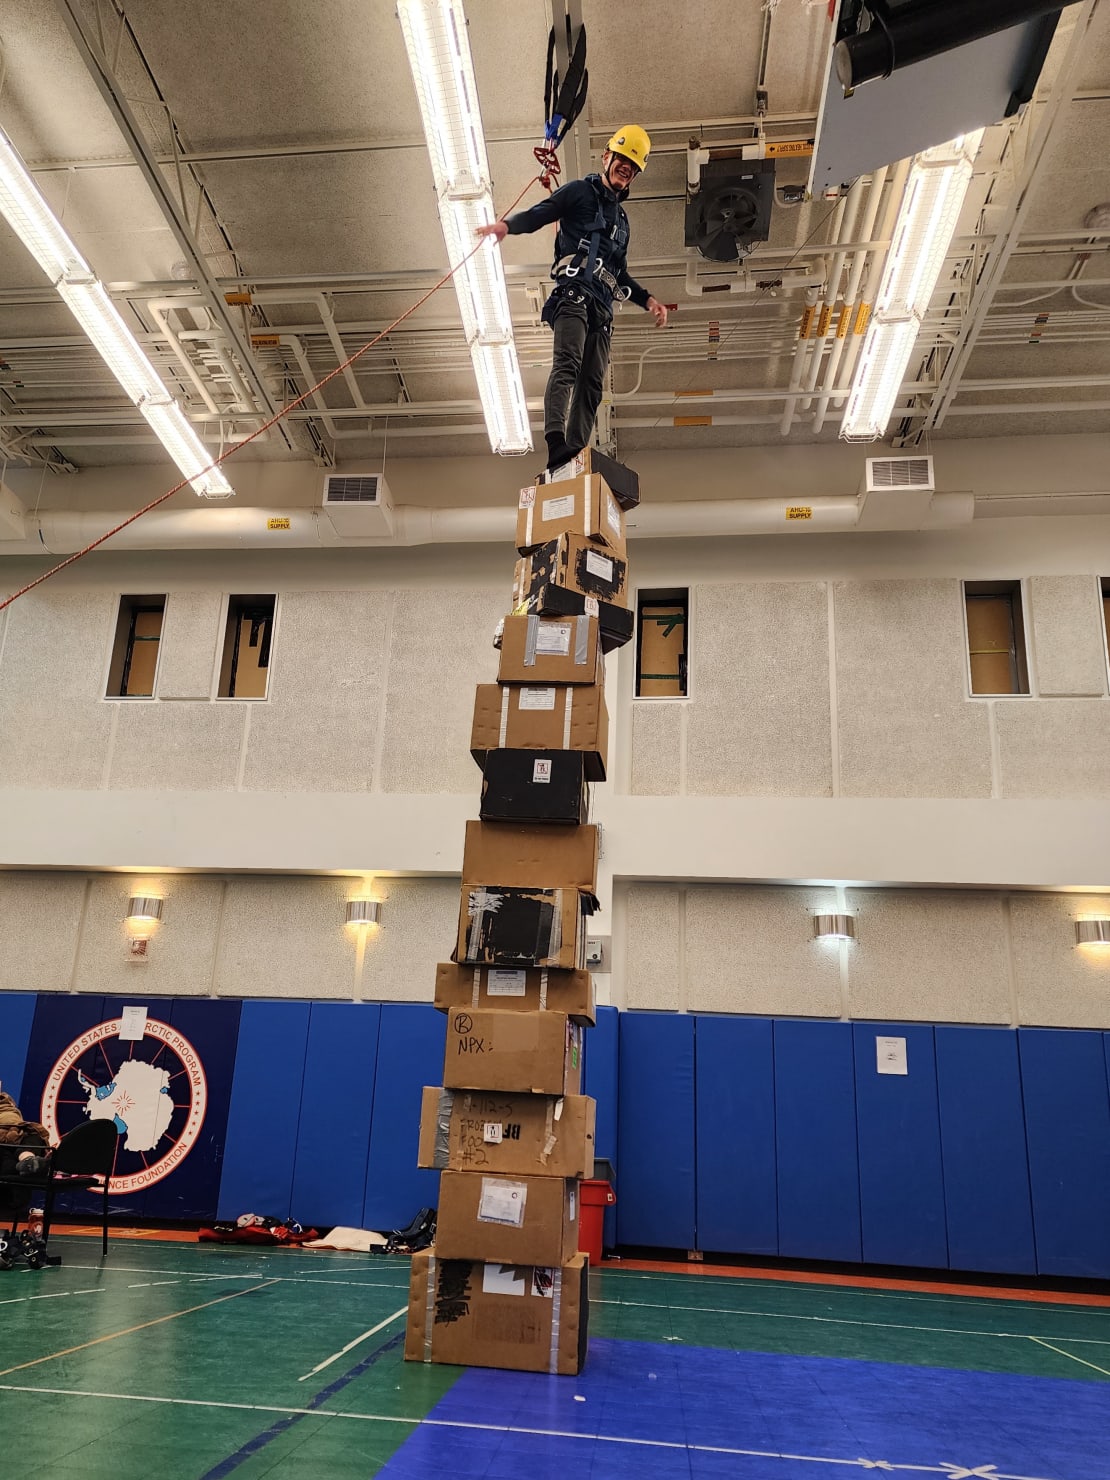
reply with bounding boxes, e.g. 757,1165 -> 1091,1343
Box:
476,125 -> 668,471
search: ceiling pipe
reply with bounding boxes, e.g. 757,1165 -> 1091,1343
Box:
683,256 -> 826,298
813,167 -> 889,428
0,490 -> 977,558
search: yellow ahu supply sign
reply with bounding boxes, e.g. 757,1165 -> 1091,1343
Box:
267,517 -> 291,531
785,506 -> 813,521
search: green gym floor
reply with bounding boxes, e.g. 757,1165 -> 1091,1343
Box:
1,1232 -> 1109,1479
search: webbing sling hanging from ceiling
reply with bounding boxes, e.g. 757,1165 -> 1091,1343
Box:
534,16 -> 587,191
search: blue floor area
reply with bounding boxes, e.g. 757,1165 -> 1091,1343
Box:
380,1337 -> 1110,1479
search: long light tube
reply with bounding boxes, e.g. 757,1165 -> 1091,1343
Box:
0,128 -> 232,496
841,131 -> 984,443
397,0 -> 532,455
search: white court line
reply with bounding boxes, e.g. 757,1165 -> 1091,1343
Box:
62,1260 -> 409,1293
1027,1334 -> 1110,1379
0,1383 -> 1061,1478
297,1306 -> 408,1381
0,1288 -> 106,1308
595,1296 -> 1110,1347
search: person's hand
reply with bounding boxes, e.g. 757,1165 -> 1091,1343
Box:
646,296 -> 668,328
476,221 -> 508,243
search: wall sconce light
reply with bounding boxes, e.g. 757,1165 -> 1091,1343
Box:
126,895 -> 164,927
346,897 -> 382,927
814,913 -> 856,941
1075,918 -> 1110,948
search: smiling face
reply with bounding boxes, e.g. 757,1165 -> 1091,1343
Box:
603,150 -> 638,190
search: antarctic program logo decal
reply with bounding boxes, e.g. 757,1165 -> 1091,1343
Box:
41,1018 -> 207,1193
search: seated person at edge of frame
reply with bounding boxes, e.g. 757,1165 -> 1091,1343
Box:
0,1090 -> 51,1183
476,124 -> 668,470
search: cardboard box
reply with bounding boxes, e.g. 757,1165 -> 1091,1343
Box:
471,681 -> 609,782
513,533 -> 628,611
497,613 -> 602,686
461,820 -> 599,890
443,1007 -> 583,1095
453,884 -> 595,969
417,1087 -> 595,1177
511,580 -> 634,654
516,474 -> 626,557
433,963 -> 596,1024
637,598 -> 687,698
479,749 -> 589,825
435,1169 -> 581,1265
543,445 -> 640,511
405,1249 -> 589,1375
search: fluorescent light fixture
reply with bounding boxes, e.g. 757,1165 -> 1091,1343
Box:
0,127 -> 233,497
1075,918 -> 1110,947
397,0 -> 532,455
841,130 -> 984,443
814,913 -> 856,941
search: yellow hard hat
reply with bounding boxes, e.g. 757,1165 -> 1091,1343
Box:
607,124 -> 650,172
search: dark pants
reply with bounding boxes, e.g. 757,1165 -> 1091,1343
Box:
543,291 -> 612,454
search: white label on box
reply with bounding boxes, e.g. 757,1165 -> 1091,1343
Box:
519,486 -> 535,507
569,1186 -> 577,1221
584,596 -> 599,616
483,1121 -> 504,1144
486,969 -> 527,996
607,492 -> 621,533
535,622 -> 572,656
483,1262 -> 527,1296
519,686 -> 557,711
119,1006 -> 147,1041
478,1177 -> 528,1226
585,550 -> 614,582
542,493 -> 575,521
532,758 -> 552,784
876,1035 -> 908,1075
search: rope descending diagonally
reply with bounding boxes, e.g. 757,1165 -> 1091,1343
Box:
0,175 -> 542,615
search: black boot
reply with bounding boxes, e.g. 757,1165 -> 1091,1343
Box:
545,432 -> 572,471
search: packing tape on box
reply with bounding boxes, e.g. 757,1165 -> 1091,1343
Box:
433,1088 -> 454,1169
583,476 -> 593,538
574,615 -> 590,665
539,969 -> 548,1011
542,1099 -> 556,1164
562,689 -> 573,749
549,1266 -> 564,1375
423,1253 -> 436,1362
470,967 -> 481,1007
499,688 -> 510,747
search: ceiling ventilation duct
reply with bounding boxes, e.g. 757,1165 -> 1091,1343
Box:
320,473 -> 395,537
861,455 -> 935,494
685,156 -> 776,263
857,454 -> 938,530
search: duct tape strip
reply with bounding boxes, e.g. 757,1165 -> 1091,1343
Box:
433,1088 -> 454,1169
499,687 -> 511,747
524,492 -> 534,546
546,891 -> 563,964
548,1266 -> 563,1374
574,615 -> 589,665
562,688 -> 573,749
471,966 -> 481,1007
423,1253 -> 436,1362
539,968 -> 548,1010
466,888 -> 499,961
541,1099 -> 556,1164
525,614 -> 540,666
583,476 -> 593,538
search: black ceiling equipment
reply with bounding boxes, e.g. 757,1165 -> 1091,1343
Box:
685,158 -> 776,263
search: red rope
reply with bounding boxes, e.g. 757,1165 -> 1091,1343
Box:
0,176 -> 542,614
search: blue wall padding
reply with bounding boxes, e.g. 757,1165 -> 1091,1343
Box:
218,1001 -> 311,1222
0,992 -> 37,1106
1019,1027 -> 1110,1278
617,1011 -> 696,1249
584,1004 -> 620,1247
935,1026 -> 1036,1275
775,1020 -> 862,1262
695,1015 -> 777,1255
291,1002 -> 382,1228
362,1003 -> 445,1230
853,1023 -> 948,1269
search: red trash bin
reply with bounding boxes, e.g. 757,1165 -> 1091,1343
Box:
578,1178 -> 616,1265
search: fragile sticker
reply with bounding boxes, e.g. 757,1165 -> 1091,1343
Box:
519,687 -> 557,711
532,758 -> 553,784
535,622 -> 572,655
519,486 -> 536,507
478,1177 -> 527,1226
483,1122 -> 504,1144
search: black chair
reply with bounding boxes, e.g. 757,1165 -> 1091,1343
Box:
0,1121 -> 119,1262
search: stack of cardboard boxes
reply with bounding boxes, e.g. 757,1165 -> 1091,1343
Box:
404,450 -> 639,1377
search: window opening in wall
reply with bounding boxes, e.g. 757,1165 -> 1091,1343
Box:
218,595 -> 275,699
964,581 -> 1029,695
107,596 -> 165,698
1102,577 -> 1110,665
636,589 -> 688,698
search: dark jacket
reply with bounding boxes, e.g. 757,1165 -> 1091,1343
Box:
506,173 -> 650,316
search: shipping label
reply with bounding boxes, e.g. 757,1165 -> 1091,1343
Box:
518,686 -> 557,711
535,622 -> 572,655
478,1177 -> 528,1226
542,493 -> 575,521
486,969 -> 527,996
585,550 -> 614,581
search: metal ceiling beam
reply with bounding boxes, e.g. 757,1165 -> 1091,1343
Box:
52,0 -> 290,444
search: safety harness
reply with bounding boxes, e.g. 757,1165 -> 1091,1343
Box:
552,177 -> 633,301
